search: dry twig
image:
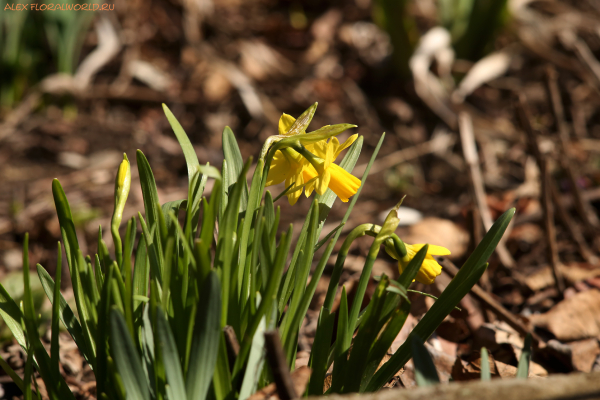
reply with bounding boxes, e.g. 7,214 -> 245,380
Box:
264,331 -> 298,400
458,112 -> 516,271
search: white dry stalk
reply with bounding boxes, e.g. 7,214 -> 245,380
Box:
452,50 -> 512,103
409,27 -> 457,128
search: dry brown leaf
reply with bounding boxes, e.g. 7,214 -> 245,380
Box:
520,263 -> 600,291
530,289 -> 600,341
452,352 -> 546,381
451,352 -> 498,381
569,339 -> 600,372
402,217 -> 469,259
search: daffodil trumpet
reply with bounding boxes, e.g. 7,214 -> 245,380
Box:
385,241 -> 451,285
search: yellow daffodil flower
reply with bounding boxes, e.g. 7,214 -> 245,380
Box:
386,243 -> 451,284
266,111 -> 360,204
302,136 -> 361,202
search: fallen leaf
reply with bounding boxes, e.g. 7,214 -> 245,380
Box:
402,217 -> 469,259
248,366 -> 311,400
530,289 -> 600,341
520,263 -> 600,291
452,351 -> 546,381
569,339 -> 600,372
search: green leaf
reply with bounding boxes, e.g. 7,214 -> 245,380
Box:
281,200 -> 319,359
342,275 -> 390,393
162,199 -> 186,241
330,287 -> 350,393
222,126 -> 248,211
52,180 -> 97,363
136,149 -> 166,251
162,104 -> 201,186
138,213 -> 163,285
36,264 -> 88,362
23,235 -> 75,400
308,308 -> 335,395
314,222 -> 345,253
516,333 -> 532,379
0,283 -> 26,349
0,353 -> 25,393
156,308 -> 187,400
96,262 -> 115,398
366,208 -> 515,392
239,301 -> 267,400
24,344 -> 34,400
50,242 -> 61,377
360,303 -> 410,391
51,179 -> 80,276
237,158 -> 264,295
215,158 -> 250,325
133,235 -> 149,313
186,271 -> 222,400
234,226 -> 292,377
480,347 -> 491,381
140,305 -> 157,398
162,105 -> 221,180
411,335 -> 440,387
110,308 -> 150,400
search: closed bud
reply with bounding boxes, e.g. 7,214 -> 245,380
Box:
112,153 -> 131,229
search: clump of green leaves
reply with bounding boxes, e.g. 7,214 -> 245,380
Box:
0,0 -> 95,108
0,103 -> 513,399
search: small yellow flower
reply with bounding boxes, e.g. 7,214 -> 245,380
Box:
266,112 -> 360,205
386,243 -> 451,285
302,136 -> 361,202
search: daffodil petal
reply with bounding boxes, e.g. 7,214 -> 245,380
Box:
315,170 -> 331,195
334,134 -> 358,158
279,113 -> 296,135
285,173 -> 304,205
415,257 -> 443,284
266,152 -> 289,186
410,244 -> 451,256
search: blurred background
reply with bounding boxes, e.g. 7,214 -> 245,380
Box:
2,0 -> 600,393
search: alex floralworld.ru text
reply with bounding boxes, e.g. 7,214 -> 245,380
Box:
4,3 -> 114,11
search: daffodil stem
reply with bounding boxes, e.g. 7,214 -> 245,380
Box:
292,144 -> 322,172
111,220 -> 123,268
323,224 -> 379,311
323,225 -> 409,312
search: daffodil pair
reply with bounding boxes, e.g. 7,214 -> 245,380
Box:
265,109 -> 361,205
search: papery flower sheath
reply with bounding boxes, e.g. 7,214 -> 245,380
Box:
386,243 -> 451,284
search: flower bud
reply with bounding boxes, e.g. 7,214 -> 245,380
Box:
112,153 -> 131,228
